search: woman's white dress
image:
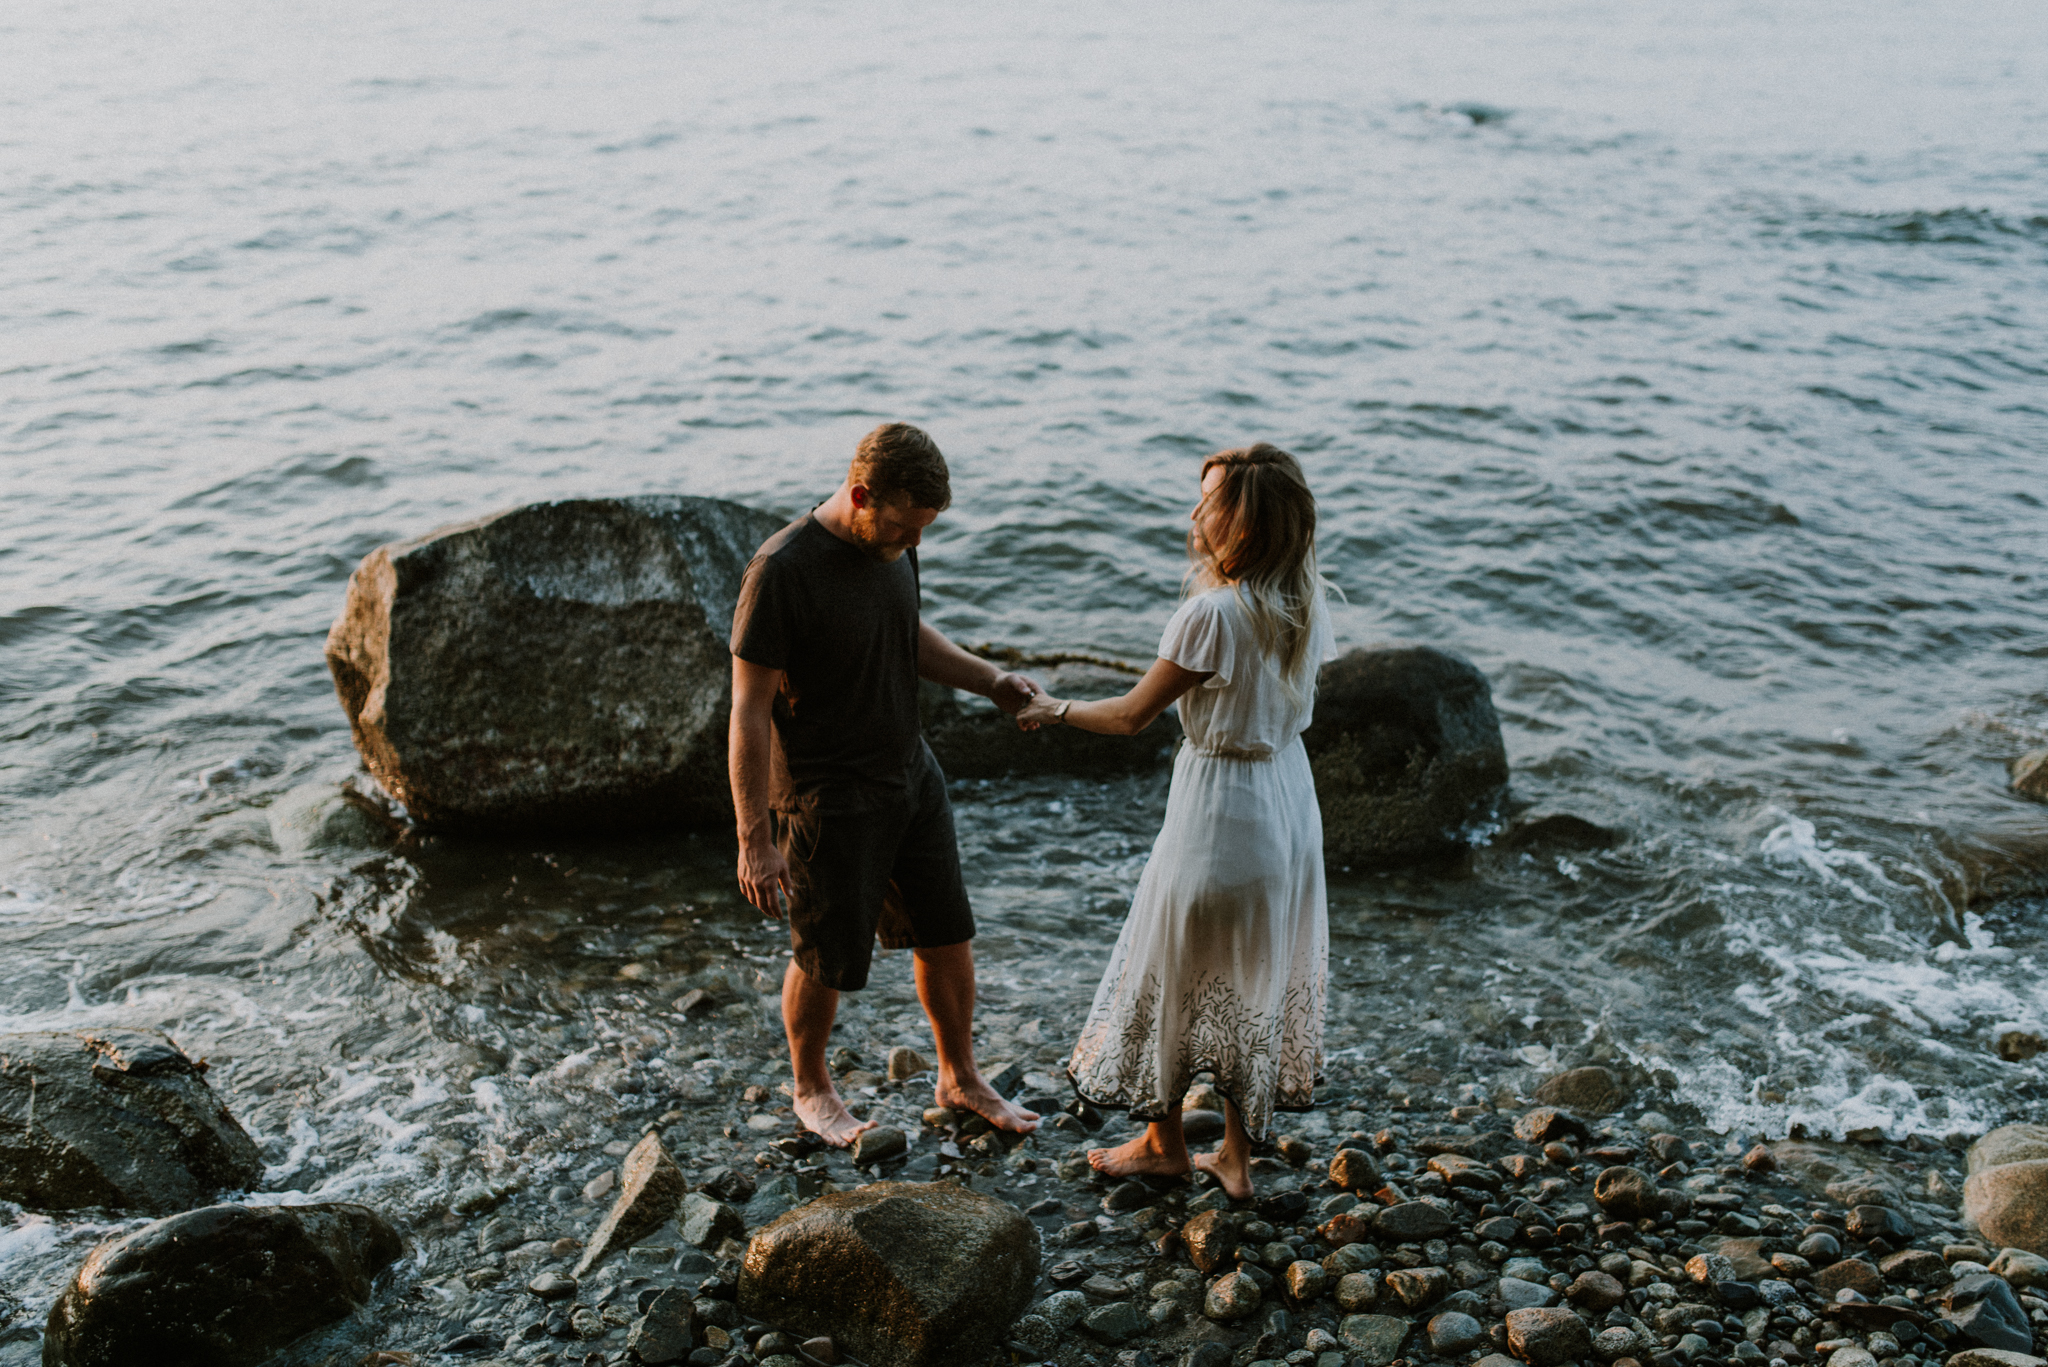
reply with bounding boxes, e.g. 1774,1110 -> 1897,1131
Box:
1068,587 -> 1333,1138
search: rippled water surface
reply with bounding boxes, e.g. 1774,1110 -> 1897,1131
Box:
3,0 -> 2047,1352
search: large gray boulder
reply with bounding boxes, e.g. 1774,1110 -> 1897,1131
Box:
325,496 -> 783,831
42,1202 -> 403,1367
1302,645 -> 1509,868
739,1181 -> 1040,1367
0,1029 -> 262,1215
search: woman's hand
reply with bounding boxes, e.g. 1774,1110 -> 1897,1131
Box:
1016,693 -> 1065,730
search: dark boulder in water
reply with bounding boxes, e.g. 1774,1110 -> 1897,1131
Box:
1303,645 -> 1509,868
325,496 -> 783,832
0,1028 -> 262,1215
42,1202 -> 403,1367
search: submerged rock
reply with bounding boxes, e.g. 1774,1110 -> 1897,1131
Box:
1302,645 -> 1509,869
738,1181 -> 1039,1367
325,495 -> 783,832
2012,749 -> 2048,803
0,1028 -> 262,1215
1533,1065 -> 1624,1115
43,1202 -> 402,1367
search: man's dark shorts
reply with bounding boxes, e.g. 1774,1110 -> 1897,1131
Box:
774,750 -> 974,992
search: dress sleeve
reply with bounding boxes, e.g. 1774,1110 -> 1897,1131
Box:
1158,593 -> 1233,690
1314,597 -> 1338,665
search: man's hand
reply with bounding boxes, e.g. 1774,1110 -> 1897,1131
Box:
989,670 -> 1043,721
738,838 -> 793,919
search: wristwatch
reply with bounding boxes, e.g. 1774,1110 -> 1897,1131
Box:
1054,700 -> 1072,724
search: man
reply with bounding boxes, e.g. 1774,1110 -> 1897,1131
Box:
727,422 -> 1042,1146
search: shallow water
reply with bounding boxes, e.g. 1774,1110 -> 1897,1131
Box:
2,0 -> 2046,1352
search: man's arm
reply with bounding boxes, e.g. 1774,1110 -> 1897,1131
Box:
729,655 -> 791,918
916,621 -> 1041,716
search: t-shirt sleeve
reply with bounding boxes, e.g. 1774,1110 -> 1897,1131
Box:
1158,593 -> 1233,690
729,555 -> 791,668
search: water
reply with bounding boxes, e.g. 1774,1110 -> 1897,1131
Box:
3,0 -> 2046,1352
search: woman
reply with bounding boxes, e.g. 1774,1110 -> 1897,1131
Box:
1017,443 -> 1332,1200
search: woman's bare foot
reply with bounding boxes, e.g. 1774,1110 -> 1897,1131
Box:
1191,1147 -> 1254,1201
1089,1130 -> 1190,1179
793,1083 -> 876,1148
935,1074 -> 1040,1133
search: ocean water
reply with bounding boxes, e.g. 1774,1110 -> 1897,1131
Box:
2,0 -> 2046,1350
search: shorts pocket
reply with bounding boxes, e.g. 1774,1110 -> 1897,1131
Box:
774,807 -> 824,866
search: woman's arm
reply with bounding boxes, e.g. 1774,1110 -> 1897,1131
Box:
1014,657 -> 1212,736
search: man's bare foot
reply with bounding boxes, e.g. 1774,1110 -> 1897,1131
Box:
1191,1147 -> 1254,1202
935,1076 -> 1040,1133
794,1084 -> 876,1148
1089,1132 -> 1190,1179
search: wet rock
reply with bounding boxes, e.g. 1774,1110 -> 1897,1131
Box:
1515,1107 -> 1588,1144
1336,1271 -> 1382,1311
1322,1210 -> 1376,1249
1182,1108 -> 1226,1141
1534,1067 -> 1624,1116
1688,1253 -> 1738,1285
1966,1160 -> 2048,1256
1814,1260 -> 1883,1298
1430,1153 -> 1502,1191
1998,1031 -> 2048,1063
1824,1348 -> 1877,1367
2012,750 -> 2048,803
1743,1144 -> 1777,1174
1881,1248 -> 1950,1284
1302,645 -> 1509,868
528,1272 -> 579,1301
626,1287 -> 696,1366
1507,1306 -> 1594,1366
1205,1271 -> 1263,1321
1946,1352 -> 2048,1367
1184,1209 -> 1240,1273
43,1202 -> 402,1367
679,1193 -> 744,1249
1331,1148 -> 1382,1192
267,783 -> 397,855
326,495 -> 783,831
1287,1260 -> 1331,1302
1376,1200 -> 1455,1241
1800,1231 -> 1844,1262
1568,1271 -> 1627,1313
1339,1313 -> 1411,1366
0,1028 -> 263,1216
738,1181 -> 1038,1367
851,1127 -> 907,1166
1594,1167 -> 1665,1222
1708,1237 -> 1776,1281
575,1132 -> 689,1275
1431,1311 -> 1488,1354
1386,1266 -> 1451,1309
1503,812 -> 1625,850
1990,1249 -> 2048,1289
1080,1301 -> 1147,1343
1496,1277 -> 1557,1311
1943,1273 -> 2035,1355
1845,1205 -> 1910,1242
885,1048 -> 928,1080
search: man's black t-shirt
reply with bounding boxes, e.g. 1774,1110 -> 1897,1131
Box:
729,514 -> 926,811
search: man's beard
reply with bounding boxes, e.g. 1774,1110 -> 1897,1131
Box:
847,513 -> 910,561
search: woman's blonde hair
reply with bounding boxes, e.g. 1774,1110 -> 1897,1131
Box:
1188,443 -> 1326,688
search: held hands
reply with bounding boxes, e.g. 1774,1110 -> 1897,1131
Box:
737,839 -> 793,920
988,671 -> 1045,729
1015,692 -> 1066,730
